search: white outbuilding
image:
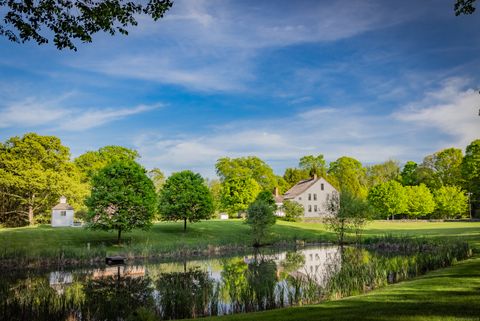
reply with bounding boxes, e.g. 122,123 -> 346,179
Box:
51,196 -> 74,227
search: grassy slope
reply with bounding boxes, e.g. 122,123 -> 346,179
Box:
0,220 -> 479,260
193,256 -> 480,321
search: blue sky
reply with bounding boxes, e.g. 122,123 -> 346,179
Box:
1,0 -> 479,177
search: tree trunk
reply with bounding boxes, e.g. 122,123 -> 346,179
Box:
117,228 -> 122,244
28,205 -> 34,226
28,194 -> 35,225
184,218 -> 187,232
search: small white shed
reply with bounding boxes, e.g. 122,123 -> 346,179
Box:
51,196 -> 74,227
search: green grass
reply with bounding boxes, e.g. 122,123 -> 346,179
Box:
1,220 -> 480,266
192,255 -> 480,321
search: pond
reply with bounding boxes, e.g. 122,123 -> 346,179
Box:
0,241 -> 471,321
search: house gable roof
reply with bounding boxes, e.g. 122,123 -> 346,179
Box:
283,177 -> 336,199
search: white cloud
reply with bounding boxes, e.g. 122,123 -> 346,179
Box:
394,78 -> 480,147
67,0 -> 410,92
0,95 -> 161,131
134,78 -> 480,177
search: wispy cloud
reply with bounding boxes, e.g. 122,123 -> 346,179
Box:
394,78 -> 480,147
67,0 -> 411,92
134,77 -> 480,177
0,94 -> 161,131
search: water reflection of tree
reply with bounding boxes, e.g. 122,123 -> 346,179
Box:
83,268 -> 154,321
156,268 -> 215,320
221,255 -> 278,313
0,275 -> 84,321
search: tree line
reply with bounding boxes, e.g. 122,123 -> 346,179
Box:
1,133 -> 479,232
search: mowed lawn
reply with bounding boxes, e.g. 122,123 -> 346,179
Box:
0,220 -> 479,261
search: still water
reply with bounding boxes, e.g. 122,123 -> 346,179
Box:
1,243 -> 465,321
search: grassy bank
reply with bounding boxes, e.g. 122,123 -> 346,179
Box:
192,255 -> 480,321
1,220 -> 479,267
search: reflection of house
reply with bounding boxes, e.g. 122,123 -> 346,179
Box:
51,196 -> 74,227
274,246 -> 341,285
276,175 -> 337,218
49,271 -> 74,294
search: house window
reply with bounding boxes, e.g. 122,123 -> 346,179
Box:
313,194 -> 317,200
60,211 -> 66,217
321,183 -> 324,191
298,197 -> 302,200
308,193 -> 311,200
308,205 -> 312,212
314,205 -> 317,212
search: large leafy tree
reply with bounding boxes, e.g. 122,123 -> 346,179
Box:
85,160 -> 156,243
404,184 -> 435,218
462,139 -> 480,216
417,148 -> 464,189
220,177 -> 261,216
433,186 -> 468,219
365,160 -> 400,188
400,161 -> 418,186
74,145 -> 139,181
283,167 -> 310,189
0,0 -> 173,50
158,170 -> 214,231
246,200 -> 276,246
215,156 -> 278,191
367,180 -> 408,220
299,154 -> 327,177
0,133 -> 88,226
328,156 -> 368,198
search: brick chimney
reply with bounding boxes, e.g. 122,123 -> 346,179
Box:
274,187 -> 279,197
313,174 -> 318,180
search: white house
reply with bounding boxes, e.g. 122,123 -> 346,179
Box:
276,175 -> 337,218
51,196 -> 74,227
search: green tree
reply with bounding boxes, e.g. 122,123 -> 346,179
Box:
401,161 -> 418,186
299,154 -> 327,177
283,168 -> 310,189
158,170 -> 214,231
220,177 -> 261,216
148,168 -> 165,193
433,186 -> 468,219
216,156 -> 278,191
417,148 -> 464,189
0,0 -> 173,50
85,160 -> 156,243
404,184 -> 435,218
455,0 -> 476,15
462,139 -> 480,217
281,200 -> 304,222
0,133 -> 89,226
328,156 -> 367,198
254,190 -> 277,212
75,145 -> 139,181
324,191 -> 371,244
366,160 -> 400,188
246,200 -> 276,246
206,178 -> 222,214
367,180 -> 408,220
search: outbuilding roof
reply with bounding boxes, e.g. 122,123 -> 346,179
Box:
52,203 -> 74,210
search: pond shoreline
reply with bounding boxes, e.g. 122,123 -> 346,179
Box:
0,240 -> 333,270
